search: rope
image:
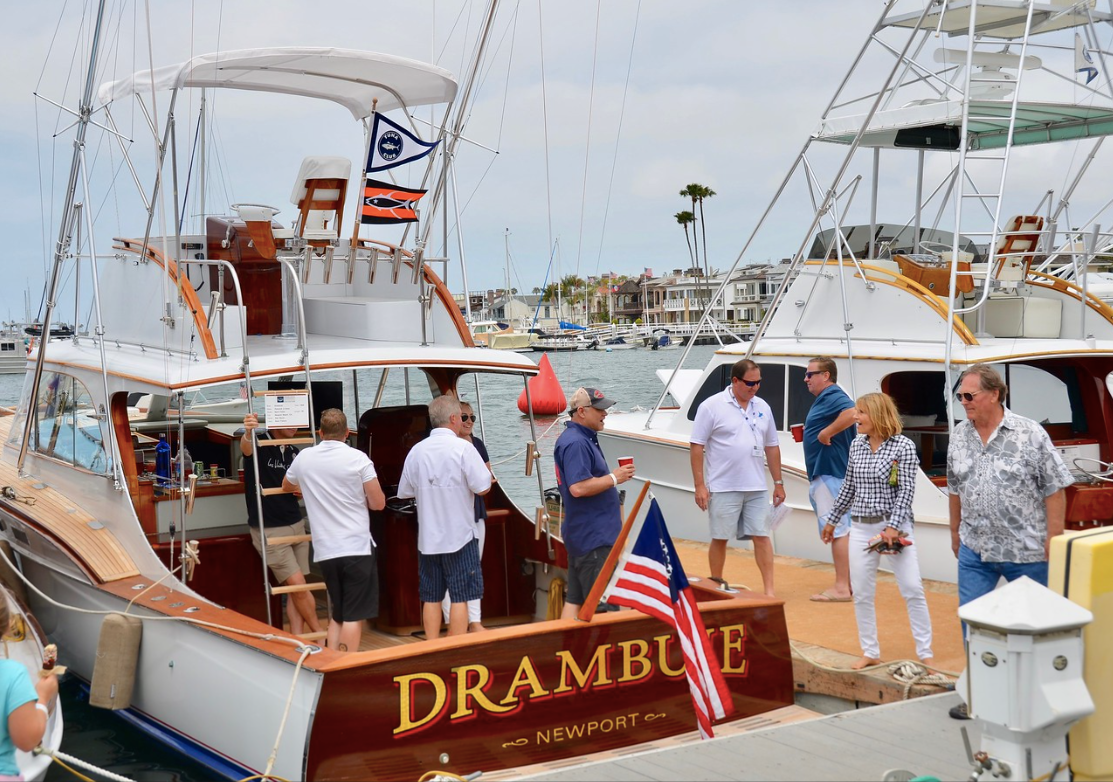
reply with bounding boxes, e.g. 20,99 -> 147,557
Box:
35,746 -> 132,782
490,413 -> 567,466
254,647 -> 312,782
887,660 -> 956,700
417,772 -> 471,782
0,545 -> 305,650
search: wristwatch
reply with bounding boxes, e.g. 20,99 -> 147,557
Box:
773,480 -> 784,485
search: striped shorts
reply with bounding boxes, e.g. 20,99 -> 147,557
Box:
419,538 -> 483,604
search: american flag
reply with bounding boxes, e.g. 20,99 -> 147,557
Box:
603,499 -> 734,738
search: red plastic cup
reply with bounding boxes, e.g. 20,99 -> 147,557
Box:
790,423 -> 804,443
618,456 -> 634,468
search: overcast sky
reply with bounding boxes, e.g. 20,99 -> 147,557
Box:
10,0 -> 1104,326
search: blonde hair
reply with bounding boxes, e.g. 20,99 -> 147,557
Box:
856,392 -> 903,441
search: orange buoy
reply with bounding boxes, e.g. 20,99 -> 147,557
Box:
518,353 -> 566,415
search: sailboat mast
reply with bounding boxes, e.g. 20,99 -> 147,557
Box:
18,0 -> 109,470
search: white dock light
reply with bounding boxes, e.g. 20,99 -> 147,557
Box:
956,576 -> 1094,780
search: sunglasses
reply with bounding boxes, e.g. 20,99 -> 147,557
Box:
954,391 -> 983,403
804,370 -> 827,379
737,379 -> 761,387
461,414 -> 477,422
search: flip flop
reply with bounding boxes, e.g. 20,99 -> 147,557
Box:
810,591 -> 852,603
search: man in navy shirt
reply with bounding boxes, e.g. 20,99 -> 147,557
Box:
804,357 -> 857,602
554,387 -> 636,619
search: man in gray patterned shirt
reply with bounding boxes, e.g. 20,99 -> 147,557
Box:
946,364 -> 1072,719
948,364 -> 1072,595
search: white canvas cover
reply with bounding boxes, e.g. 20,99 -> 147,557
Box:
96,47 -> 458,119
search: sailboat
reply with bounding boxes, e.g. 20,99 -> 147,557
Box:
0,5 -> 794,780
598,0 -> 1113,584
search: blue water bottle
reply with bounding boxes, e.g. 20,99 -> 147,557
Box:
155,434 -> 172,487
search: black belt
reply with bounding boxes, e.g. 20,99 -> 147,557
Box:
852,515 -> 886,524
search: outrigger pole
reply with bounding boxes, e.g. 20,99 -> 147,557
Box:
18,0 -> 109,472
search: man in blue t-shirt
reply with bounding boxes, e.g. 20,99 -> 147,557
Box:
553,387 -> 636,619
803,356 -> 857,603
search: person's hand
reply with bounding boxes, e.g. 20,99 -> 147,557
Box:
694,484 -> 709,511
772,484 -> 786,506
820,521 -> 836,544
951,529 -> 960,558
243,413 -> 259,431
614,463 -> 636,484
35,674 -> 59,707
818,429 -> 832,446
881,527 -> 901,544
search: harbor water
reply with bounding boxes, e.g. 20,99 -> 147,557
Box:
0,344 -> 722,780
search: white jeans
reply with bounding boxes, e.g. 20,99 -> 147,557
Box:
441,519 -> 485,624
849,519 -> 933,661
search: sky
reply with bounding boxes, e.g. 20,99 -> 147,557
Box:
4,0 -> 1111,327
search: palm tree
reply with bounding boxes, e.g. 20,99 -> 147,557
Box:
679,185 -> 702,272
680,182 -> 716,310
675,211 -> 696,268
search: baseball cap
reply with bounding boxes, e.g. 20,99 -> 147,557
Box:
568,386 -> 615,412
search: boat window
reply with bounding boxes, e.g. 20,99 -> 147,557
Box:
759,364 -> 787,430
24,372 -> 110,474
687,365 -> 732,421
997,363 -> 1080,433
686,362 -> 792,430
785,365 -> 814,430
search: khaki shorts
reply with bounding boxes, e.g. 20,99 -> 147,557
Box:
249,520 -> 311,584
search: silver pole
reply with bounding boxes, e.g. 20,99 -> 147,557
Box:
19,0 -> 109,470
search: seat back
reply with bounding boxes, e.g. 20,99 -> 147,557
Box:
994,215 -> 1044,281
290,156 -> 352,243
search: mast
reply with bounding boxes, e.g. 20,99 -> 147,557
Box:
18,0 -> 109,470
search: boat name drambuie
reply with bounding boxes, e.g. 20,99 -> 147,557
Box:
394,623 -> 747,737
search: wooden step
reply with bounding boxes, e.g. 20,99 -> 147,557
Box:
266,436 -> 316,446
271,582 -> 328,595
266,533 -> 313,546
261,486 -> 297,496
298,631 -> 328,641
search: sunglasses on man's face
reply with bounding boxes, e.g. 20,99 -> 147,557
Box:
954,391 -> 983,403
804,370 -> 827,379
737,378 -> 761,387
461,414 -> 477,422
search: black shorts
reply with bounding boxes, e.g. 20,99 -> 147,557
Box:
419,539 -> 483,604
566,546 -> 618,611
319,552 -> 379,623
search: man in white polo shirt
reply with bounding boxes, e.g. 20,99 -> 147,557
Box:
283,408 -> 385,653
398,394 -> 493,639
690,359 -> 785,596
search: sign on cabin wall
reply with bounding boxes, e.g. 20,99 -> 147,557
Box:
263,392 -> 311,429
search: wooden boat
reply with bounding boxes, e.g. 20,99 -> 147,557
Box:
598,0 -> 1113,585
0,17 -> 795,781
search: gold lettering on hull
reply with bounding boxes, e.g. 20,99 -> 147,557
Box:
393,622 -> 749,738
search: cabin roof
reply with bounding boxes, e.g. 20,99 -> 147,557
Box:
34,335 -> 537,394
96,47 -> 458,119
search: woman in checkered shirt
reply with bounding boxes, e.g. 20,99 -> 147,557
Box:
820,392 -> 933,671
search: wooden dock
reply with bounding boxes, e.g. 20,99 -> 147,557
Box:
508,692 -> 977,781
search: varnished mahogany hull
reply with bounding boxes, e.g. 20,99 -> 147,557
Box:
306,599 -> 792,780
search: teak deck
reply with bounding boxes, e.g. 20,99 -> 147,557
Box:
0,416 -> 139,583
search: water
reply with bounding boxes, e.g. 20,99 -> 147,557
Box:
0,344 -> 722,779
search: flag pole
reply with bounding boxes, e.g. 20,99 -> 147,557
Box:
575,480 -> 652,622
351,99 -> 378,252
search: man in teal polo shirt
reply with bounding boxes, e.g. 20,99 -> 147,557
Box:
804,356 -> 857,602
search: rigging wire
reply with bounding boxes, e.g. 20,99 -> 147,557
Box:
536,0 -> 554,268
592,2 -> 642,278
573,4 -> 603,282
